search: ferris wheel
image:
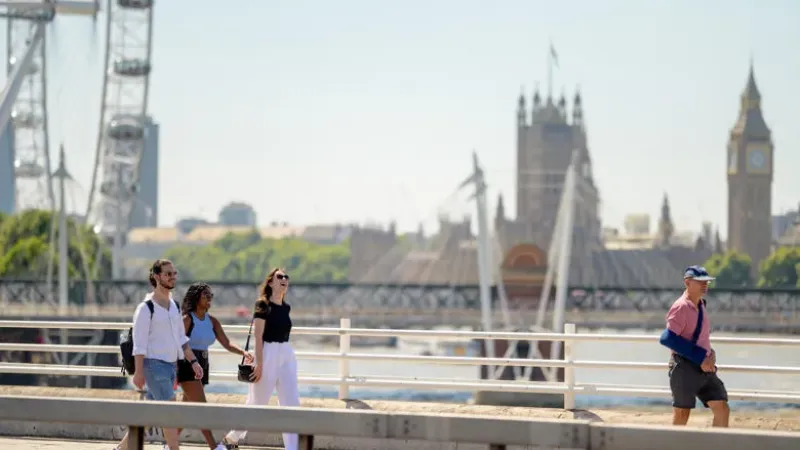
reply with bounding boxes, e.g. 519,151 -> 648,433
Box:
84,0 -> 155,247
1,1 -> 154,237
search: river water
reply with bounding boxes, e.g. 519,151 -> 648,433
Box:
185,327 -> 800,410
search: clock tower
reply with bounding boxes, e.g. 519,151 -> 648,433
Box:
727,63 -> 773,272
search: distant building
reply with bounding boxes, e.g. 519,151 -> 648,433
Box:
773,207 -> 799,244
301,224 -> 354,245
175,217 -> 212,234
218,202 -> 257,227
130,117 -> 159,228
775,204 -> 800,249
510,88 -> 602,283
726,64 -> 774,273
0,122 -> 15,214
345,87 -> 715,288
122,223 -> 305,273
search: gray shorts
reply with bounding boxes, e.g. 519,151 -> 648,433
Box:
668,354 -> 728,409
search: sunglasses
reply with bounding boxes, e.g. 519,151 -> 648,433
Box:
276,274 -> 290,280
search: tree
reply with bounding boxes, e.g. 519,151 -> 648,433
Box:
164,232 -> 351,283
703,250 -> 753,287
0,209 -> 111,279
757,247 -> 800,288
797,262 -> 800,289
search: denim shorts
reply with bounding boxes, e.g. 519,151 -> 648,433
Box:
143,358 -> 177,401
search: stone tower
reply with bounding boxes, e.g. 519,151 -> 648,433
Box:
515,87 -> 601,284
726,63 -> 773,271
656,193 -> 675,248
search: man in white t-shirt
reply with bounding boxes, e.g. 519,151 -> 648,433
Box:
115,259 -> 203,450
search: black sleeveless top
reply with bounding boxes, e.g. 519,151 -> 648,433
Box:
253,301 -> 292,343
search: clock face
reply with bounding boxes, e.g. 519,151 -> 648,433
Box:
749,149 -> 766,170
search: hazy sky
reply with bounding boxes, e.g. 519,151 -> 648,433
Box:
6,0 -> 799,238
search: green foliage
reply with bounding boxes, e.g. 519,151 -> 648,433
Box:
703,250 -> 753,287
0,209 -> 111,279
758,247 -> 800,288
164,231 -> 350,283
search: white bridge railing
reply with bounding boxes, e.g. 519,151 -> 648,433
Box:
1,319 -> 800,409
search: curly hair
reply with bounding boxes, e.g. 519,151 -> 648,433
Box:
181,282 -> 212,314
254,267 -> 286,314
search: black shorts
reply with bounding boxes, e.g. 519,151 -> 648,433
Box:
177,349 -> 210,385
668,354 -> 728,409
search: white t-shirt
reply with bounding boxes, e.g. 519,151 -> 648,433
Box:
131,293 -> 189,363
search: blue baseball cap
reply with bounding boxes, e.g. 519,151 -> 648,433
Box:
683,265 -> 715,281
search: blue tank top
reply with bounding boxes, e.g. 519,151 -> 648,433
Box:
187,312 -> 216,351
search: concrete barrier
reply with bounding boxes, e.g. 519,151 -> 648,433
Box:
0,395 -> 587,450
587,423 -> 800,450
0,394 -> 798,450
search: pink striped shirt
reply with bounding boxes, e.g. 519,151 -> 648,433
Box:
665,293 -> 712,355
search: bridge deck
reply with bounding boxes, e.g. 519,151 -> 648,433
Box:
0,437 -> 281,449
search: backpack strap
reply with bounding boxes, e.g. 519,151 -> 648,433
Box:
146,298 -> 181,316
145,299 -> 155,318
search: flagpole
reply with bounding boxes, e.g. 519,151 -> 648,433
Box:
547,42 -> 553,101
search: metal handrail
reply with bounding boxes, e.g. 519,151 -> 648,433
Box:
1,318 -> 799,408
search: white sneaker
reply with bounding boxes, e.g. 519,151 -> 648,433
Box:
219,439 -> 238,449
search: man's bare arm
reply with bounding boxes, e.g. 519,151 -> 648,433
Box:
182,342 -> 197,361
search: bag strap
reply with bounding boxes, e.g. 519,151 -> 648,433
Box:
691,299 -> 705,344
240,302 -> 271,364
145,299 -> 155,318
240,319 -> 254,365
146,298 -> 180,317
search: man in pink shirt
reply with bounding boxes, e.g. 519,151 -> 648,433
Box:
659,265 -> 730,427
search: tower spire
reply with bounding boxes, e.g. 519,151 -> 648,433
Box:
741,61 -> 761,110
657,193 -> 674,248
572,87 -> 584,127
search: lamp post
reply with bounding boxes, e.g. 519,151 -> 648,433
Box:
51,143 -> 71,363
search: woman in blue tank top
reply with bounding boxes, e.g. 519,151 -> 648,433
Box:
177,282 -> 253,450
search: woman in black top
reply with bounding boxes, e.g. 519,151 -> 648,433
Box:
221,268 -> 300,450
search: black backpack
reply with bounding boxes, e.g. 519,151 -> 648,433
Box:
120,298 -> 181,375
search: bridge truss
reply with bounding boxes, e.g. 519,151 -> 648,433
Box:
0,279 -> 797,316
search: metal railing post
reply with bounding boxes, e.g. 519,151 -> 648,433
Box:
127,425 -> 144,450
299,433 -> 315,450
338,317 -> 351,399
563,323 -> 576,410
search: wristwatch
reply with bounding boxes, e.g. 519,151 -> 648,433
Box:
189,359 -> 198,365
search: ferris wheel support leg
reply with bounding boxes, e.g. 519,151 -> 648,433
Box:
0,21 -> 44,138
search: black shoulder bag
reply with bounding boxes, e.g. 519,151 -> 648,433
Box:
237,319 -> 255,383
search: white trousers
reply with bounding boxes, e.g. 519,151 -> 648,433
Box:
226,342 -> 300,450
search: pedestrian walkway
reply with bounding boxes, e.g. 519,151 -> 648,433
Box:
0,437 -> 282,449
